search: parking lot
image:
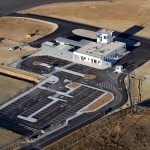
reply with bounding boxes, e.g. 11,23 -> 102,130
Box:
0,70 -> 106,130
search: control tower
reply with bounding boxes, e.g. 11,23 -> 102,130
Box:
96,29 -> 114,44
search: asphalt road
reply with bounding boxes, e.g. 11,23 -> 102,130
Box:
10,13 -> 98,48
15,62 -> 127,150
11,13 -> 149,148
10,13 -> 150,69
1,55 -> 128,150
0,1 -> 150,149
18,56 -> 70,74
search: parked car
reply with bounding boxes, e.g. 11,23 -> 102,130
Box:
8,46 -> 19,51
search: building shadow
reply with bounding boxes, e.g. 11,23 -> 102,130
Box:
67,35 -> 96,42
113,25 -> 144,52
114,25 -> 144,39
139,99 -> 150,108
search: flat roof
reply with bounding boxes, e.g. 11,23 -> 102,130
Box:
56,44 -> 73,51
42,41 -> 73,51
55,37 -> 77,45
75,41 -> 125,58
77,39 -> 93,47
97,28 -> 113,34
72,29 -> 97,40
55,37 -> 93,47
43,41 -> 54,46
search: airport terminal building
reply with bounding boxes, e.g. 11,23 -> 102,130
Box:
73,41 -> 126,69
42,29 -> 128,69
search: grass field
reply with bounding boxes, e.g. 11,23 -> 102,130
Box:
21,0 -> 150,38
0,17 -> 57,65
0,75 -> 32,105
0,128 -> 21,149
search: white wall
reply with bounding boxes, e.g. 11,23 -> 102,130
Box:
73,42 -> 126,69
73,52 -> 101,64
96,32 -> 113,44
73,52 -> 111,69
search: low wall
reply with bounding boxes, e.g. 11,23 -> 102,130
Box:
0,66 -> 44,83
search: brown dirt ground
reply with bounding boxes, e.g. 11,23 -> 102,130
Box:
33,61 -> 42,66
0,75 -> 32,105
67,113 -> 150,150
0,17 -> 57,65
125,60 -> 150,105
44,111 -> 150,150
0,17 -> 56,44
83,92 -> 113,112
0,128 -> 21,149
21,0 -> 150,38
132,61 -> 150,100
83,74 -> 96,80
67,83 -> 81,89
0,49 -> 36,65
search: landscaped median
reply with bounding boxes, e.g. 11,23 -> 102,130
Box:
82,92 -> 114,112
66,82 -> 81,89
83,74 -> 96,80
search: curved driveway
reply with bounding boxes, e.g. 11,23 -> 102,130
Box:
0,2 -> 150,149
10,13 -> 150,69
6,12 -> 150,150
12,13 -> 99,48
18,59 -> 128,150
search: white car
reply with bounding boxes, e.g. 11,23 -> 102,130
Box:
8,46 -> 19,51
8,47 -> 15,51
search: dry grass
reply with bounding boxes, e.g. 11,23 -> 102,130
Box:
68,114 -> 150,150
125,60 -> 150,103
83,74 -> 96,80
67,83 -> 80,88
133,61 -> 150,100
83,92 -> 113,112
45,110 -> 150,150
0,17 -> 57,65
21,0 -> 150,38
0,128 -> 21,149
33,61 -> 42,66
0,49 -> 36,65
0,75 -> 32,105
0,66 -> 44,83
0,17 -> 56,44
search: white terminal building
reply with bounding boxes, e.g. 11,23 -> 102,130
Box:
42,29 -> 129,69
